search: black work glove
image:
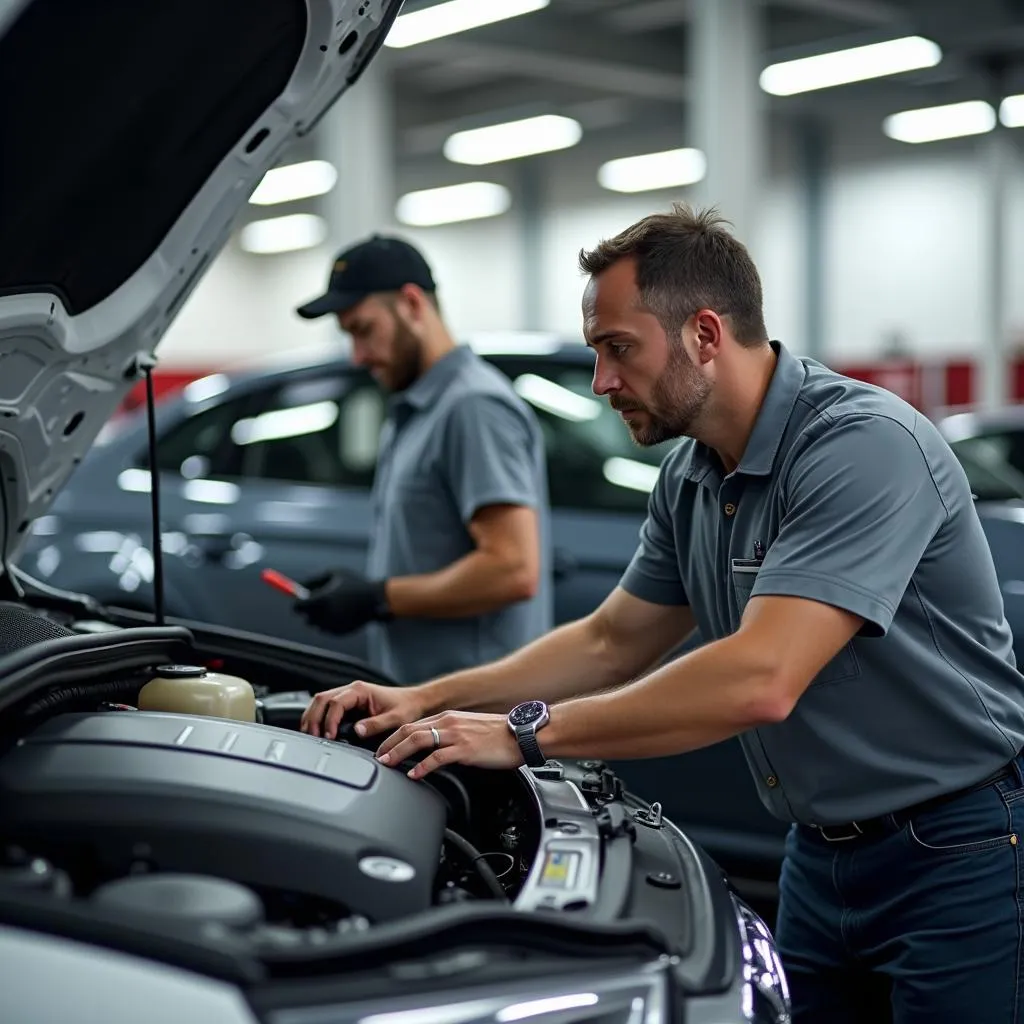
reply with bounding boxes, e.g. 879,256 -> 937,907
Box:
294,570 -> 393,636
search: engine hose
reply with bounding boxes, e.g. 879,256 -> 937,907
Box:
22,679 -> 142,719
443,828 -> 508,902
427,770 -> 473,829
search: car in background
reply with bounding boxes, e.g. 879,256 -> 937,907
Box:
935,405 -> 1024,668
23,335 -> 680,655
936,405 -> 1024,492
19,338 -> 1024,916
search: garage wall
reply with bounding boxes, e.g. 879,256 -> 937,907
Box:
156,123 -> 1024,369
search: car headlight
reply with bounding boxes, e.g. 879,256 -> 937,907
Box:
734,897 -> 791,1024
320,966 -> 669,1024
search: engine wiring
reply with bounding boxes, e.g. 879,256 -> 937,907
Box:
443,828 -> 508,902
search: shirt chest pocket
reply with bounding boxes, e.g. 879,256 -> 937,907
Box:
730,560 -> 860,687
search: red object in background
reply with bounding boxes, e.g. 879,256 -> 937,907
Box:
836,360 -> 923,407
834,358 -> 983,413
1012,358 -> 1024,403
944,361 -> 976,406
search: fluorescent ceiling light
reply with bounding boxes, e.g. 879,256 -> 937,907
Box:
598,148 -> 707,194
240,213 -> 327,255
384,0 -> 548,49
760,35 -> 941,96
444,114 -> 582,165
513,374 -> 602,422
602,457 -> 660,494
249,160 -> 337,206
882,100 -> 995,144
396,182 -> 511,227
1000,94 -> 1024,127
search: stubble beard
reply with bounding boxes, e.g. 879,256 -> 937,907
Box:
612,345 -> 711,447
381,319 -> 424,393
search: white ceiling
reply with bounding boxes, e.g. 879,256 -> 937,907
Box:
387,0 -> 1024,160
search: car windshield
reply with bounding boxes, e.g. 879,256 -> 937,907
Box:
490,357 -> 682,513
950,439 -> 1024,503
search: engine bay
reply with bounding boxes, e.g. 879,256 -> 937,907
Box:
0,603 -> 746,1004
0,695 -> 550,947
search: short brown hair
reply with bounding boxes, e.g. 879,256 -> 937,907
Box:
578,203 -> 768,346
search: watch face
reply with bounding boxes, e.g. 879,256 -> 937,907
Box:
509,701 -> 546,727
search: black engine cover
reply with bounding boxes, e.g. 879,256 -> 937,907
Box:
0,711 -> 447,922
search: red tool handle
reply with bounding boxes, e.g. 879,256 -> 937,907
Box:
260,568 -> 310,601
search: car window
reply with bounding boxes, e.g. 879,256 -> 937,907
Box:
951,437 -> 1024,503
491,357 -> 679,513
140,396 -> 250,478
955,430 -> 1024,478
221,373 -> 386,488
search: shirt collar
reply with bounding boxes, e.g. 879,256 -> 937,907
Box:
684,340 -> 805,480
390,344 -> 475,412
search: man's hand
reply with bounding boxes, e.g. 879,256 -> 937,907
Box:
294,570 -> 392,636
375,711 -> 522,779
300,680 -> 424,740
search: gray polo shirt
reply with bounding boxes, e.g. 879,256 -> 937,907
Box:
365,345 -> 552,685
621,341 -> 1024,826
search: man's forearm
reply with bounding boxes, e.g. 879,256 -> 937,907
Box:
417,615 -> 632,715
540,633 -> 783,760
384,549 -> 534,619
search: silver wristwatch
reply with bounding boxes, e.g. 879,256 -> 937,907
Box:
506,700 -> 550,768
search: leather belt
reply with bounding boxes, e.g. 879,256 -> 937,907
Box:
809,762 -> 1018,843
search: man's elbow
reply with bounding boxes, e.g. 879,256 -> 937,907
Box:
503,561 -> 539,603
743,670 -> 804,726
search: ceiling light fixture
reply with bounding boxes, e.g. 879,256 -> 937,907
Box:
444,114 -> 582,165
882,100 -> 996,144
384,0 -> 549,49
239,213 -> 327,255
760,35 -> 941,96
598,148 -> 707,194
248,160 -> 338,206
395,182 -> 512,226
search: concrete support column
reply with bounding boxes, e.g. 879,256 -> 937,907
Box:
317,55 -> 396,247
689,0 -> 765,249
981,126 -> 1012,409
800,115 -> 828,361
517,160 -> 544,332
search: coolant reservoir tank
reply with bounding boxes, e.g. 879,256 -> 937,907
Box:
138,664 -> 256,722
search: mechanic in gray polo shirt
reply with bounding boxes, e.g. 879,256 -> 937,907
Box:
292,234 -> 552,685
305,205 -> 1024,1022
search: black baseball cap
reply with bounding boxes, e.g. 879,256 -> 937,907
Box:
295,234 -> 437,319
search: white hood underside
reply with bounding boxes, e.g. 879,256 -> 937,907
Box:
0,0 -> 402,568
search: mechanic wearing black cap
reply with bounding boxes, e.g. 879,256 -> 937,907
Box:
293,234 -> 552,685
304,206 -> 1024,1021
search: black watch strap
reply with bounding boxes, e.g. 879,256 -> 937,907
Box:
517,729 -> 546,768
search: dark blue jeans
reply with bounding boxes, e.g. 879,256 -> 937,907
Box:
775,757 -> 1024,1023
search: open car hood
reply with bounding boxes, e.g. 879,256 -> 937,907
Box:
0,0 -> 403,570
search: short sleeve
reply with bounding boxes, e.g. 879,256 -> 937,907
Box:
619,467 -> 689,606
751,414 -> 949,636
443,394 -> 543,523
